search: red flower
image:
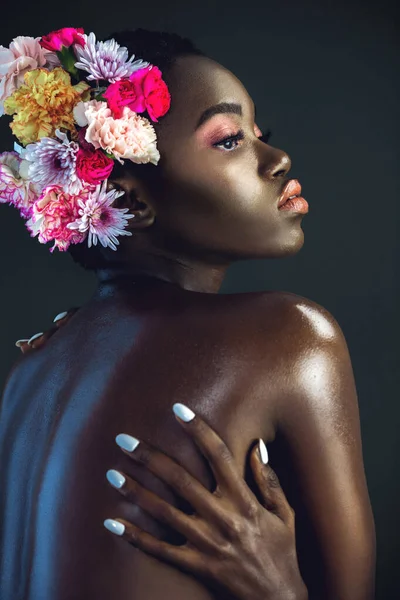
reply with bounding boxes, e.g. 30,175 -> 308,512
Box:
76,148 -> 114,186
40,27 -> 86,52
104,65 -> 171,123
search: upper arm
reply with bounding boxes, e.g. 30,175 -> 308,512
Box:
274,299 -> 376,600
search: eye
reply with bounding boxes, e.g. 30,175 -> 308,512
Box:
213,130 -> 245,152
213,128 -> 273,152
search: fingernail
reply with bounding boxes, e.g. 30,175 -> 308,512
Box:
259,439 -> 269,464
106,469 -> 126,489
28,332 -> 44,345
115,433 -> 140,452
172,403 -> 195,422
103,519 -> 125,536
15,339 -> 29,347
53,311 -> 68,323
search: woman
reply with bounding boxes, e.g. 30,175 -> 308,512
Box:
0,28 -> 375,599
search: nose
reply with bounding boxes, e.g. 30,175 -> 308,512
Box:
261,147 -> 292,179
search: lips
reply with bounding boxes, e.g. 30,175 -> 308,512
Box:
278,179 -> 302,208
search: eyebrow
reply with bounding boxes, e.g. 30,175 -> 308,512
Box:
195,101 -> 257,130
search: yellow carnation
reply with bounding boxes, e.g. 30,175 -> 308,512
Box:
3,67 -> 91,146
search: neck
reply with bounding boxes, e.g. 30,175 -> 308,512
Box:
95,256 -> 229,294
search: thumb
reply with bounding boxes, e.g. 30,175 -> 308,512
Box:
250,439 -> 294,527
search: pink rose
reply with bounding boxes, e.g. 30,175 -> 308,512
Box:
104,65 -> 171,123
40,28 -> 86,52
76,147 -> 114,185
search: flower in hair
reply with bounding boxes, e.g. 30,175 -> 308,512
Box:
3,67 -> 90,145
78,102 -> 160,165
39,27 -> 86,52
0,151 -> 40,217
0,26 -> 171,252
20,129 -> 85,196
25,184 -> 89,252
0,36 -> 54,117
67,180 -> 134,250
104,65 -> 171,122
74,32 -> 150,84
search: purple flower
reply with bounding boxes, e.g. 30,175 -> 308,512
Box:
21,130 -> 85,196
74,32 -> 150,84
67,179 -> 135,250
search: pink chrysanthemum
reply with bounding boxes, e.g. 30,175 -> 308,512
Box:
74,32 -> 150,84
21,129 -> 87,196
26,184 -> 90,252
0,150 -> 40,218
67,180 -> 134,250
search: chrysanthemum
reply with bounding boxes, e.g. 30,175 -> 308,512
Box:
21,129 -> 87,196
67,179 -> 134,250
74,32 -> 150,84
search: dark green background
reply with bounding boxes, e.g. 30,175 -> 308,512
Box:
0,1 -> 398,597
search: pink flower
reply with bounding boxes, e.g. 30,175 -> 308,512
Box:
83,103 -> 160,166
26,184 -> 89,252
0,36 -> 53,116
103,78 -> 141,120
129,66 -> 171,122
76,147 -> 114,185
0,150 -> 40,218
40,27 -> 86,52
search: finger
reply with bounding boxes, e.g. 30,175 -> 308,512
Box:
103,517 -> 206,577
172,403 -> 255,508
250,439 -> 294,527
53,307 -> 79,328
15,339 -> 30,354
106,469 -> 216,552
115,434 -> 226,525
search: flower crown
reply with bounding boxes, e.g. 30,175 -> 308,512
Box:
0,27 -> 171,252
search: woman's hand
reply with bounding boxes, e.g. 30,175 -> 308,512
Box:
104,404 -> 308,600
15,308 -> 79,353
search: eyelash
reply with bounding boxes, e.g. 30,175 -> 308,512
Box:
214,128 -> 272,151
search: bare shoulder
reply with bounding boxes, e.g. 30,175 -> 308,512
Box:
231,289 -> 344,345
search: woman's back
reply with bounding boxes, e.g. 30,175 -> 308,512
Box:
0,278 -> 294,600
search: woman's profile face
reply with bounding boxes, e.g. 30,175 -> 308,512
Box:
140,54 -> 306,261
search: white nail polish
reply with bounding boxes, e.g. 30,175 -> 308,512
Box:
173,403 -> 195,422
106,469 -> 126,489
115,433 -> 140,452
53,311 -> 68,323
28,332 -> 44,345
104,519 -> 125,536
15,339 -> 29,347
259,439 -> 269,464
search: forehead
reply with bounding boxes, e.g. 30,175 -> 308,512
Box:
159,55 -> 254,136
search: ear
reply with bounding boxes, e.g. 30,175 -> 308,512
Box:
106,171 -> 156,230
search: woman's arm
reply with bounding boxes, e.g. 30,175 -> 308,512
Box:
275,300 -> 376,600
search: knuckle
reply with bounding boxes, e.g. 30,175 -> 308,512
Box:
221,514 -> 243,540
266,468 -> 281,489
242,500 -> 259,520
215,441 -> 233,463
172,470 -> 193,493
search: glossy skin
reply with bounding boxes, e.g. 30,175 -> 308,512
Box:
0,54 -> 376,599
